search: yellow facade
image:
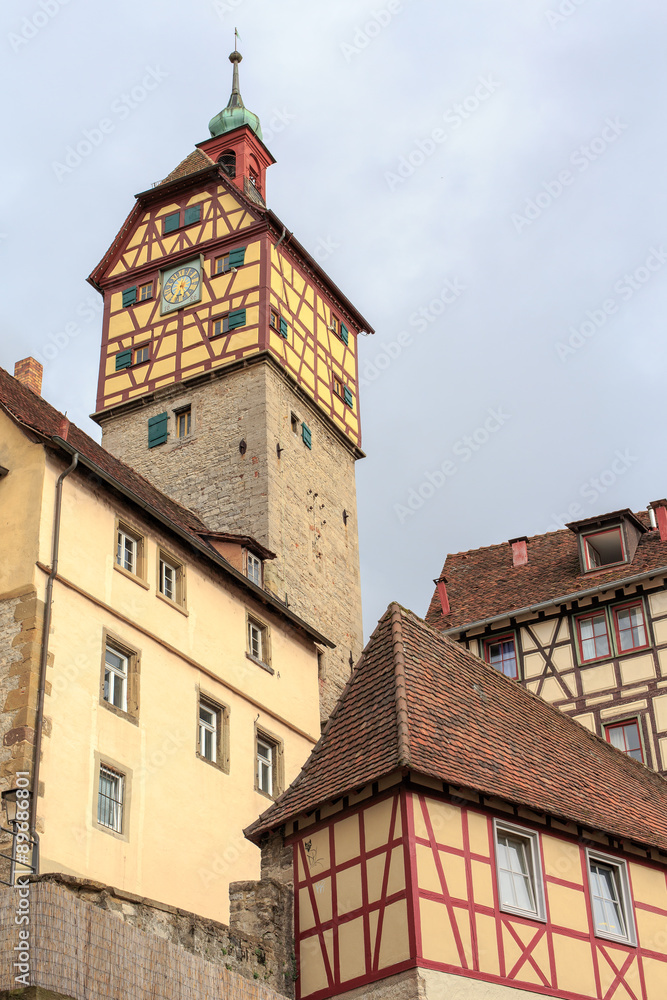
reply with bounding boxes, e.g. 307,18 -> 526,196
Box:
0,410 -> 321,922
290,783 -> 667,1000
97,184 -> 361,449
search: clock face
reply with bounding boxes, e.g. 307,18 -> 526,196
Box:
161,260 -> 202,313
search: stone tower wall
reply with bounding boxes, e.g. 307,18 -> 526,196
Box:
99,358 -> 363,720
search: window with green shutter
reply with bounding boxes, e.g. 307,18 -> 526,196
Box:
302,423 -> 312,449
122,287 -> 137,308
228,246 -> 247,268
163,212 -> 180,234
184,205 -> 201,226
115,350 -> 132,371
279,317 -> 288,338
340,323 -> 349,345
343,386 -> 354,408
228,309 -> 246,330
148,412 -> 168,449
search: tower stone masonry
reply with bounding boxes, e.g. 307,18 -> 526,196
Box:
90,50 -> 373,720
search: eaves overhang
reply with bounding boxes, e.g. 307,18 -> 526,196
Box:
441,565 -> 667,637
43,432 -> 335,649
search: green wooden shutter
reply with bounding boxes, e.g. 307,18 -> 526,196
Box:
302,423 -> 312,449
341,323 -> 349,345
184,205 -> 201,225
279,317 -> 288,338
148,412 -> 168,448
163,212 -> 180,233
228,246 -> 246,268
228,309 -> 246,330
115,350 -> 132,371
122,287 -> 137,308
343,386 -> 354,408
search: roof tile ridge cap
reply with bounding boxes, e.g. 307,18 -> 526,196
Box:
390,603 -> 411,768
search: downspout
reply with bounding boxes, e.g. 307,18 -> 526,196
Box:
30,451 -> 79,869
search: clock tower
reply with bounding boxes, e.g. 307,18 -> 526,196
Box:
89,50 -> 373,721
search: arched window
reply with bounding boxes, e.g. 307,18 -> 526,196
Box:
218,151 -> 236,179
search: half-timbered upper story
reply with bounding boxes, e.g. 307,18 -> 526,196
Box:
88,61 -> 372,452
426,504 -> 667,776
246,604 -> 667,1000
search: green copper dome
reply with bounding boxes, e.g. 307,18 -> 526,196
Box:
208,50 -> 263,141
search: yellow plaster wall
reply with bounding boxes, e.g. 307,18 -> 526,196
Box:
35,470 -> 320,923
0,412 -> 48,595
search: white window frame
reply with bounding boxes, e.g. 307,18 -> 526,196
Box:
493,820 -> 546,921
586,849 -> 637,945
116,527 -> 138,574
198,701 -> 218,763
247,616 -> 268,663
104,645 -> 128,713
247,552 -> 262,586
160,557 -> 177,601
256,736 -> 275,796
97,764 -> 124,833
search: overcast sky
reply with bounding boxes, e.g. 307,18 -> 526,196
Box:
2,0 -> 666,639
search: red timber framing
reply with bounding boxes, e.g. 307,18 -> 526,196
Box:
455,580 -> 667,776
290,783 -> 667,1000
89,163 -> 370,450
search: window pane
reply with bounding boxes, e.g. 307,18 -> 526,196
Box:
497,833 -> 536,912
579,614 -> 610,660
104,648 -> 127,711
606,721 -> 643,761
488,639 -> 517,678
616,606 -> 646,651
116,531 -> 135,573
98,767 -> 123,832
590,861 -> 626,937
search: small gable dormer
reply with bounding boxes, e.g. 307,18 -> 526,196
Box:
566,508 -> 647,574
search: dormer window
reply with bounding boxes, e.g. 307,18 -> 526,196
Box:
246,551 -> 262,586
566,509 -> 647,575
582,527 -> 625,571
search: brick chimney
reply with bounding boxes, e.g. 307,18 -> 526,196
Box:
434,576 -> 450,615
509,536 -> 529,567
14,357 -> 43,395
650,501 -> 667,542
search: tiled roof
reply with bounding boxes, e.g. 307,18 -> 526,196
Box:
425,515 -> 667,632
0,366 -> 209,541
246,603 -> 667,851
159,149 -> 214,186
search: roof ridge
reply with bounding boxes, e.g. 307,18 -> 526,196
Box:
390,603 -> 411,767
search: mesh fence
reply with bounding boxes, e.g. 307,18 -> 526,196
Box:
0,883 -> 286,1000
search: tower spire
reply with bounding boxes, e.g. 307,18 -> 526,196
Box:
208,38 -> 263,140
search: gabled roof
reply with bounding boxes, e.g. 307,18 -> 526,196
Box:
159,148 -> 214,185
0,366 -> 333,647
426,514 -> 667,632
246,603 -> 667,852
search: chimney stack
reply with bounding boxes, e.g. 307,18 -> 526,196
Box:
14,357 -> 43,396
650,501 -> 667,542
509,536 -> 529,567
434,576 -> 450,616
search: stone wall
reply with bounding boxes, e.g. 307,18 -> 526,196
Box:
0,874 -> 295,1000
99,357 -> 363,721
0,588 -> 44,884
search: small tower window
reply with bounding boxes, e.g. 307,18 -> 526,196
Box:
175,407 -> 191,438
139,282 -> 152,301
218,151 -> 236,178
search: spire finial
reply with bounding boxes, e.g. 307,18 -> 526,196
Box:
207,34 -> 264,140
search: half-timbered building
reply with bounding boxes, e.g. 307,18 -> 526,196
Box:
88,49 -> 373,722
426,506 -> 667,776
246,603 -> 667,1000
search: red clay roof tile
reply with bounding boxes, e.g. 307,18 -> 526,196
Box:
425,516 -> 667,632
247,603 -> 667,852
